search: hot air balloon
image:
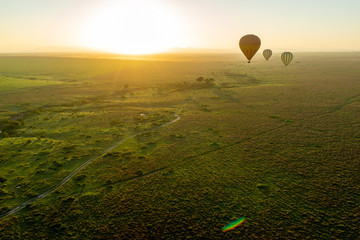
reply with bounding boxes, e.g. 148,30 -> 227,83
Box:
263,49 -> 272,61
239,34 -> 261,63
281,52 -> 293,66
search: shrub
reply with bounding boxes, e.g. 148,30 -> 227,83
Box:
74,174 -> 86,181
0,118 -> 23,137
0,176 -> 7,183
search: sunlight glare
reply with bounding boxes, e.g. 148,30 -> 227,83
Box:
80,0 -> 189,54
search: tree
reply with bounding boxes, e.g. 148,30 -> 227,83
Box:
205,78 -> 215,85
196,76 -> 204,83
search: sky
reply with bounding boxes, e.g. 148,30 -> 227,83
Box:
1,0 -> 360,53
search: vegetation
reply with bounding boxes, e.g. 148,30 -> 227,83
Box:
0,53 -> 359,239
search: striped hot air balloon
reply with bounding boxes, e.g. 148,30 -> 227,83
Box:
281,52 -> 293,66
263,49 -> 272,61
239,34 -> 261,63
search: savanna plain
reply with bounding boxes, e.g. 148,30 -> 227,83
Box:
0,52 -> 359,239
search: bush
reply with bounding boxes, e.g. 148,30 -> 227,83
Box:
0,118 -> 23,137
0,206 -> 10,215
74,174 -> 86,181
135,170 -> 143,176
0,189 -> 8,196
0,176 -> 7,183
196,77 -> 204,82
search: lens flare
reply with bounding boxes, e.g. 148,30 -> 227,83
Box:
222,217 -> 245,232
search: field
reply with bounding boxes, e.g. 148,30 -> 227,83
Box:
0,52 -> 359,239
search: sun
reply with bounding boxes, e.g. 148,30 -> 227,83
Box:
79,0 -> 189,55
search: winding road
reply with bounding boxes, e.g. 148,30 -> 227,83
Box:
0,105 -> 184,220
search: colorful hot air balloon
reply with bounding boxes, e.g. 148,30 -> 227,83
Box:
263,49 -> 272,61
281,52 -> 293,66
239,34 -> 261,63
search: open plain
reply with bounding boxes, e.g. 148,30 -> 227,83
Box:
0,52 -> 359,239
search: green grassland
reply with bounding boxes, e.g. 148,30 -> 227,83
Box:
0,53 -> 359,239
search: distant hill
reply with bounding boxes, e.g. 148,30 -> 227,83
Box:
0,46 -> 237,59
170,47 -> 236,53
28,46 -> 99,53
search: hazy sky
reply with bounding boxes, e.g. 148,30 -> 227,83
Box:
1,0 -> 360,53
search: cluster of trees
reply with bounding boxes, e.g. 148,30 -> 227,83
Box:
157,76 -> 216,92
196,76 -> 215,86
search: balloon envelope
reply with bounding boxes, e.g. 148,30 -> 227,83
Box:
263,49 -> 272,61
281,52 -> 293,66
239,34 -> 261,63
